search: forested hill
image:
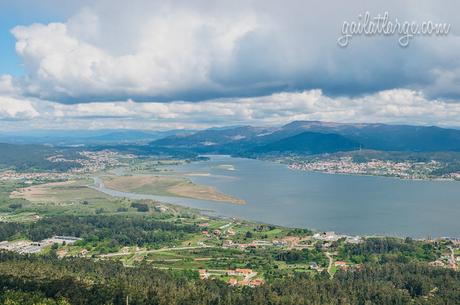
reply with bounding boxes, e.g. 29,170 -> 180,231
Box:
0,143 -> 80,172
252,131 -> 360,154
149,121 -> 460,155
0,251 -> 459,305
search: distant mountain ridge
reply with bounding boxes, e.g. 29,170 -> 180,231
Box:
150,121 -> 460,155
0,129 -> 193,145
2,121 -> 460,171
2,121 -> 460,160
280,121 -> 460,152
252,131 -> 360,154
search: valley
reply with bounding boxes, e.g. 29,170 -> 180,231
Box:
0,121 -> 460,304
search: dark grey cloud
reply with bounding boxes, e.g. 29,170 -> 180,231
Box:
4,0 -> 460,103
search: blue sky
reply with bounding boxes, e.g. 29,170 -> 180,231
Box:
0,0 -> 459,130
0,1 -> 77,75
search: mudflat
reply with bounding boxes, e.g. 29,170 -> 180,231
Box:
102,175 -> 245,205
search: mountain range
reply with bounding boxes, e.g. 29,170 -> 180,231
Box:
2,121 -> 460,171
150,121 -> 460,155
2,121 -> 460,158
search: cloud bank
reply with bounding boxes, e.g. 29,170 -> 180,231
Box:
1,89 -> 460,130
1,0 -> 460,130
8,0 -> 460,102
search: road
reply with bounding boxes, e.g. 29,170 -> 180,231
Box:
448,246 -> 457,270
326,252 -> 333,278
99,245 -> 213,257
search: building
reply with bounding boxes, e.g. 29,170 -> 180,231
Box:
334,261 -> 347,267
253,240 -> 271,246
57,249 -> 67,258
272,240 -> 287,246
227,268 -> 254,276
345,236 -> 362,244
154,205 -> 167,213
43,236 -> 82,245
334,261 -> 348,270
198,269 -> 208,280
429,260 -> 445,267
222,240 -> 233,247
313,231 -> 341,242
281,236 -> 300,248
235,268 -> 253,276
249,279 -> 264,287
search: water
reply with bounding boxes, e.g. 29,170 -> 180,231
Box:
94,155 -> 460,238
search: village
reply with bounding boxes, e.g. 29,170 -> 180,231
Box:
182,218 -> 460,281
3,214 -> 458,288
287,156 -> 460,180
1,207 -> 459,290
0,150 -> 135,183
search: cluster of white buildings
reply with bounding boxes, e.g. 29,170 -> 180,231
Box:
312,231 -> 362,244
0,240 -> 44,254
0,150 -> 137,183
55,150 -> 135,173
0,236 -> 81,254
288,157 -> 448,180
0,171 -> 72,182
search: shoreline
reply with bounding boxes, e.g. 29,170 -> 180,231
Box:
282,162 -> 460,182
93,175 -> 246,205
92,175 -> 460,240
176,155 -> 460,239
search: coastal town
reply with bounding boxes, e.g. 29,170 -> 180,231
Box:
48,150 -> 136,174
287,156 -> 460,180
0,150 -> 135,182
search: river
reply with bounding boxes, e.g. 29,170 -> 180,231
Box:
93,155 -> 460,238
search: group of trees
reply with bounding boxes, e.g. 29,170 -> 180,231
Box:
0,143 -> 81,172
275,248 -> 327,266
131,202 -> 150,212
0,215 -> 199,247
0,251 -> 459,305
338,237 -> 440,264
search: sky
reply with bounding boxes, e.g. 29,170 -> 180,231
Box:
0,0 -> 460,130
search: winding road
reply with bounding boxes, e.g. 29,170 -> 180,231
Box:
326,252 -> 334,278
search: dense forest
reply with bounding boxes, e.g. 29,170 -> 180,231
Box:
274,248 -> 327,265
0,143 -> 81,172
0,215 -> 199,249
0,251 -> 459,305
338,237 -> 441,263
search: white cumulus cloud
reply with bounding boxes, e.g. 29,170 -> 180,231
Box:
2,89 -> 460,130
11,2 -> 258,101
0,96 -> 40,120
8,0 -> 460,101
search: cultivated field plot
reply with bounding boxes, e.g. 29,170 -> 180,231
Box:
10,180 -> 111,204
7,179 -> 132,216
